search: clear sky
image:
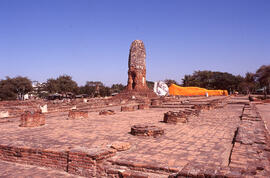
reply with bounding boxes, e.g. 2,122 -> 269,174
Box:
0,0 -> 269,86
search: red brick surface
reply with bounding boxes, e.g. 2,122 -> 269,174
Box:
163,111 -> 187,124
68,110 -> 88,119
130,125 -> 165,137
20,111 -> 45,127
99,110 -> 115,115
0,96 -> 269,177
138,103 -> 150,110
0,145 -> 67,171
121,105 -> 137,112
0,160 -> 80,178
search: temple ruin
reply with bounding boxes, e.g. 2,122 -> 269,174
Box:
118,40 -> 157,99
0,40 -> 269,177
127,40 -> 148,91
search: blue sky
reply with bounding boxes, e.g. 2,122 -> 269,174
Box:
0,0 -> 269,86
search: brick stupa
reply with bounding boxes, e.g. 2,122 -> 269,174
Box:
127,40 -> 147,91
117,40 -> 157,99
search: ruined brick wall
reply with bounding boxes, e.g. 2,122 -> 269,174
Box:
68,110 -> 88,119
0,100 -> 45,117
20,111 -> 45,127
0,145 -> 68,171
0,144 -> 116,177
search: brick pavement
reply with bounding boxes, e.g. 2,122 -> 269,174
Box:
0,96 -> 269,177
108,100 -> 242,173
0,160 -> 81,178
228,102 -> 270,177
256,103 -> 270,134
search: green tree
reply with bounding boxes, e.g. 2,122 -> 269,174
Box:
239,72 -> 258,94
45,75 -> 78,94
78,81 -> 107,97
0,76 -> 33,100
13,76 -> 33,100
255,65 -> 270,97
182,75 -> 192,87
111,84 -> 125,93
57,75 -> 78,94
0,77 -> 17,100
146,81 -> 154,90
181,70 -> 244,92
100,86 -> 111,97
46,78 -> 59,93
164,79 -> 178,87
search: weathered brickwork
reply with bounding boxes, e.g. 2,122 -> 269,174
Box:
0,96 -> 269,177
228,103 -> 270,177
0,144 -> 118,177
151,99 -> 161,106
163,111 -> 188,124
127,40 -> 148,91
121,105 -> 137,112
68,110 -> 88,119
116,40 -> 157,100
0,145 -> 67,171
131,125 -> 164,137
20,111 -> 45,127
138,103 -> 149,110
99,110 -> 115,115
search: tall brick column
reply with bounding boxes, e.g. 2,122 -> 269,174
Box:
127,40 -> 148,91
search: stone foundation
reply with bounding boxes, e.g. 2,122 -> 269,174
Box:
151,99 -> 160,106
164,111 -> 188,124
131,125 -> 164,137
20,111 -> 45,127
99,110 -> 115,115
192,102 -> 219,111
192,104 -> 209,111
184,109 -> 200,116
0,144 -> 116,177
110,141 -> 131,151
138,103 -> 149,110
68,110 -> 88,119
68,146 -> 116,177
121,105 -> 137,112
204,104 -> 214,110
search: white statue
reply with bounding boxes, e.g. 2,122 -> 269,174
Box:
0,111 -> 9,118
71,106 -> 77,110
40,104 -> 48,113
153,81 -> 169,96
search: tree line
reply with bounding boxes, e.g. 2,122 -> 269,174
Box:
164,65 -> 270,96
0,75 -> 127,100
0,64 -> 269,100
